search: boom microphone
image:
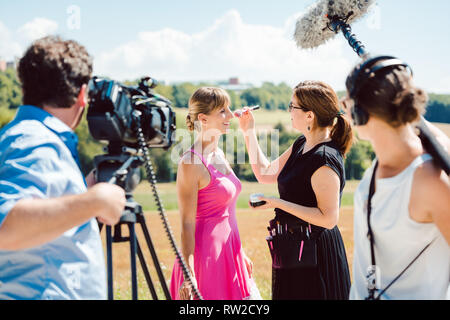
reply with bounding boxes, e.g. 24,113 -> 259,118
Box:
294,0 -> 375,57
294,0 -> 450,174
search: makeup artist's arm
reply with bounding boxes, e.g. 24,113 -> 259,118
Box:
237,107 -> 293,184
252,166 -> 341,229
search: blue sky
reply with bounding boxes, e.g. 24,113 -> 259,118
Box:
1,0 -> 449,93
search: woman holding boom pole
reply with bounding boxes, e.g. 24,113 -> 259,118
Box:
343,57 -> 450,300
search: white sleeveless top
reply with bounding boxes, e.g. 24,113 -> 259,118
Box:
350,154 -> 450,300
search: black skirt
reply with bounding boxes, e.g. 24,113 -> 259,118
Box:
271,135 -> 351,300
271,226 -> 350,300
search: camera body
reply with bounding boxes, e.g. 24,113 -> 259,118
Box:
87,76 -> 176,149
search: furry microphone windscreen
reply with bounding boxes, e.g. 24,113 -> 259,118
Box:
294,0 -> 375,49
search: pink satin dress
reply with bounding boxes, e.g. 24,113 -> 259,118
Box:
170,149 -> 253,300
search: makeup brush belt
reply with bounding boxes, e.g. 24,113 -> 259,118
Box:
266,219 -> 318,269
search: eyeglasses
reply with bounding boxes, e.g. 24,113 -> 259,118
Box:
288,101 -> 308,112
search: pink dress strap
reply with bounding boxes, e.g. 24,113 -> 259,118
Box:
182,148 -> 218,177
184,148 -> 208,167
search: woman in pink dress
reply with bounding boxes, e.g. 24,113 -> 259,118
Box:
170,87 -> 260,300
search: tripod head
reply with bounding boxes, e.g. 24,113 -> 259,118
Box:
93,143 -> 145,225
94,142 -> 143,193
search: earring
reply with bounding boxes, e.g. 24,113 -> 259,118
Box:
307,126 -> 310,131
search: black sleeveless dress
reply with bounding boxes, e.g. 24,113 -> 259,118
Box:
271,135 -> 351,300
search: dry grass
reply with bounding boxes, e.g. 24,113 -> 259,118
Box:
104,183 -> 356,300
434,122 -> 450,137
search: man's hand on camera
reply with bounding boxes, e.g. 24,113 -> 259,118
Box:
89,183 -> 125,226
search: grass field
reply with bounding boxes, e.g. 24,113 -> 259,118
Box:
435,122 -> 450,137
104,181 -> 359,300
174,107 -> 292,132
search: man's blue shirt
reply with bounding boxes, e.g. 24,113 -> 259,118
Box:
0,105 -> 106,300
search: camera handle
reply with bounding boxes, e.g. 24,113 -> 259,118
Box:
133,111 -> 204,300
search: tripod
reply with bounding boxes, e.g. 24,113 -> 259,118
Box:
94,147 -> 172,300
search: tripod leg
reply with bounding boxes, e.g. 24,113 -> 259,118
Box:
106,225 -> 114,300
128,223 -> 138,300
137,214 -> 172,300
136,240 -> 159,300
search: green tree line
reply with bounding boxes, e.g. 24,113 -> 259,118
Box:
1,69 -> 448,182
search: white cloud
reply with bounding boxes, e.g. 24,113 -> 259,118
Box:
0,18 -> 59,61
17,18 -> 58,42
94,9 -> 354,91
0,11 -> 446,94
0,21 -> 22,60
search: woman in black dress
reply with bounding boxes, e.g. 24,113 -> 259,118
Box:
237,81 -> 353,300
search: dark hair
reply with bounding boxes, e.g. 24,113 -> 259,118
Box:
294,81 -> 353,155
17,35 -> 93,109
347,61 -> 428,127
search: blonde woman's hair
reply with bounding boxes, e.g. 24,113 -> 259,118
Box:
186,87 -> 231,131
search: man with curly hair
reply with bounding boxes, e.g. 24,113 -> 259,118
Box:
0,36 -> 125,300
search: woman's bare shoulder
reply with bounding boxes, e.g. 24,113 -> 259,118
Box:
410,159 -> 450,222
178,152 -> 209,184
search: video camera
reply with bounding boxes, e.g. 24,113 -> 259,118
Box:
87,76 -> 176,149
85,77 -> 199,300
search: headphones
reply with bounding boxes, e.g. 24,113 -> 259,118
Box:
346,55 -> 413,126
